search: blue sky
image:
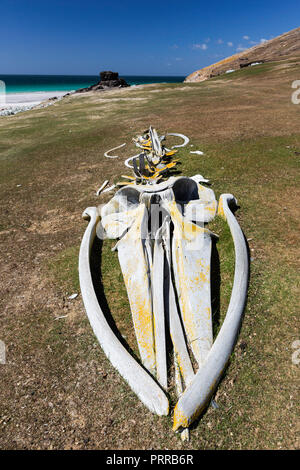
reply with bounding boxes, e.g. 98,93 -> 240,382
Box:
1,0 -> 299,75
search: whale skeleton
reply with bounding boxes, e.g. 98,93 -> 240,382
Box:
79,129 -> 248,438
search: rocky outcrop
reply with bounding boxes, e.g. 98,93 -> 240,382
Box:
76,71 -> 129,93
185,26 -> 300,83
99,71 -> 129,88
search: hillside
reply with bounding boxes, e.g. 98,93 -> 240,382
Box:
185,26 -> 300,82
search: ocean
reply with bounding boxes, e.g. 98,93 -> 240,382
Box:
0,74 -> 185,93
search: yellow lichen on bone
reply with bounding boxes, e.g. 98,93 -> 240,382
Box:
172,404 -> 189,431
164,200 -> 213,366
217,197 -> 226,218
116,205 -> 156,375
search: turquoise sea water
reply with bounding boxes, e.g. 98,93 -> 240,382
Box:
0,74 -> 185,93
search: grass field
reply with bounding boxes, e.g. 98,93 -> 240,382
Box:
0,59 -> 299,449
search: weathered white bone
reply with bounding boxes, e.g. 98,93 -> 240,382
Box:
114,204 -> 156,375
166,133 -> 189,148
173,194 -> 249,430
100,176 -> 217,383
102,184 -> 116,193
163,222 -> 195,388
161,178 -> 216,366
164,199 -> 214,366
104,143 -> 126,159
96,180 -> 109,196
79,206 -> 169,415
149,126 -> 163,156
100,186 -> 141,239
183,183 -> 217,223
124,154 -> 140,169
190,174 -> 210,184
174,353 -> 190,442
101,206 -> 140,239
151,226 -> 168,389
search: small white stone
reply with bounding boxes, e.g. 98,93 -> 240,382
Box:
68,293 -> 78,300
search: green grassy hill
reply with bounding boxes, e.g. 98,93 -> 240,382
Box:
0,59 -> 299,449
185,26 -> 300,82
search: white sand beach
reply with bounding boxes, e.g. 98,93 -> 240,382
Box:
0,90 -> 71,116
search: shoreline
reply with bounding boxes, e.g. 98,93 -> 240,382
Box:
0,81 -> 176,117
0,84 -> 161,116
0,90 -> 73,116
